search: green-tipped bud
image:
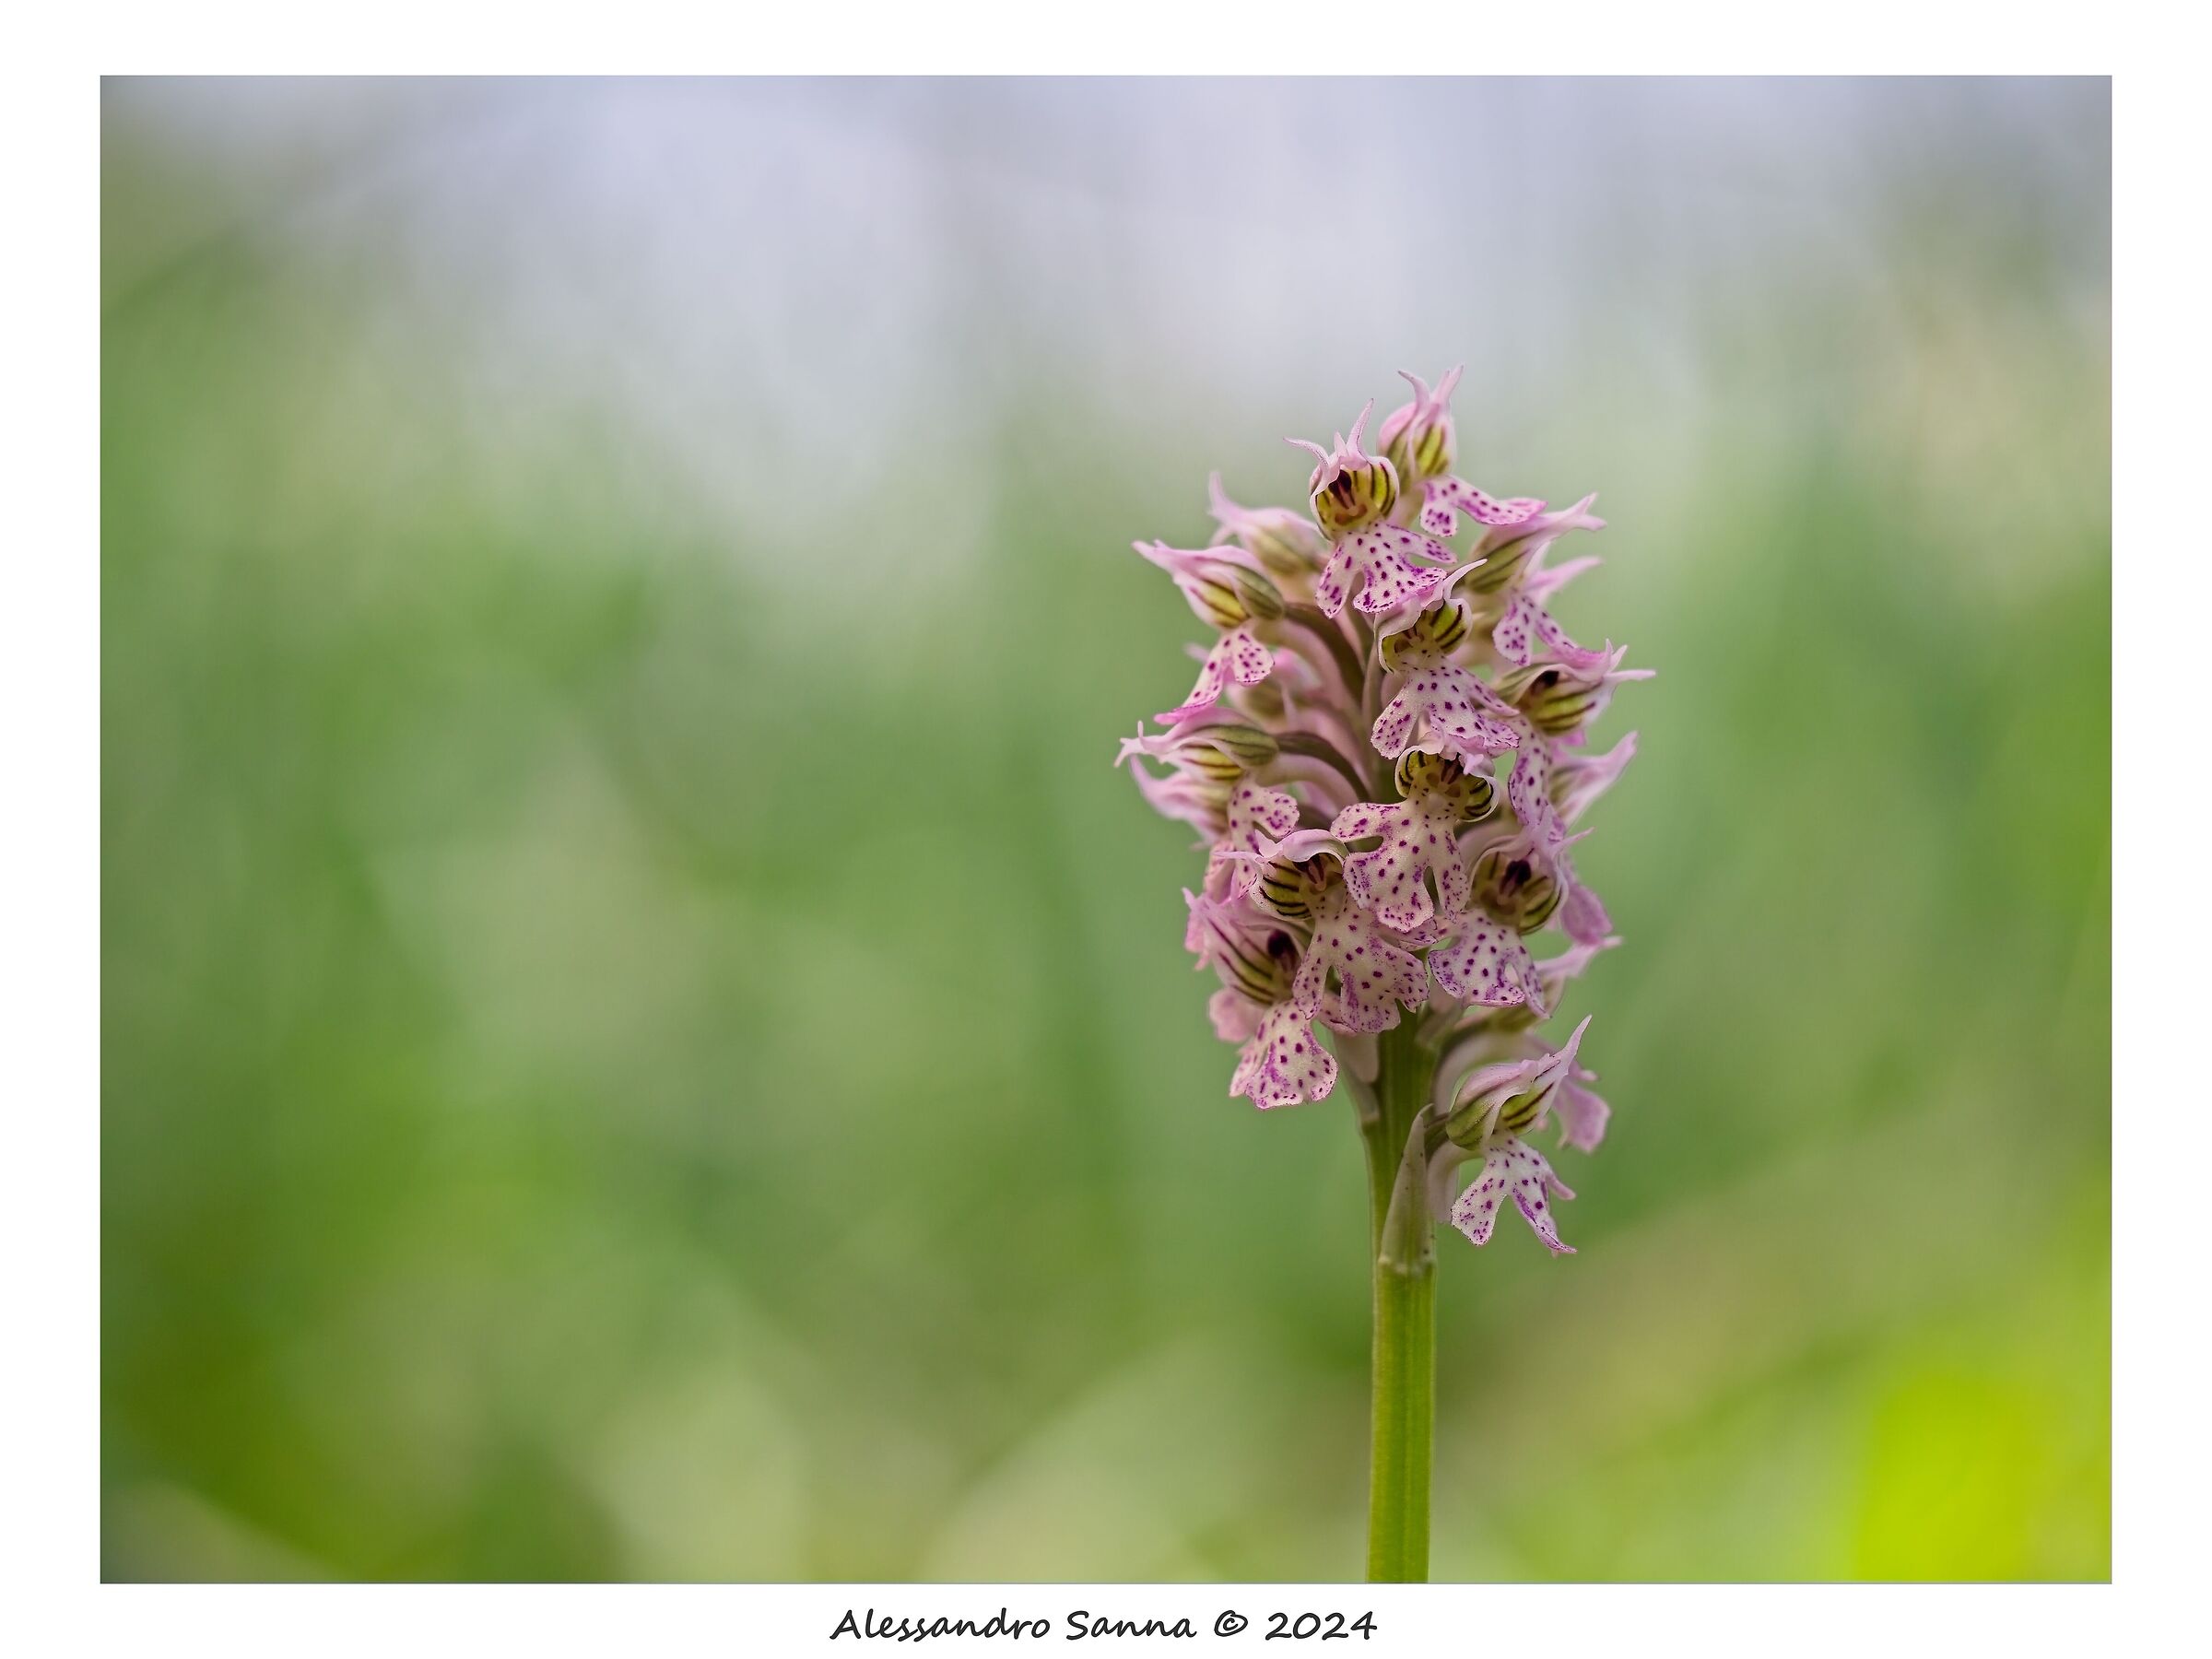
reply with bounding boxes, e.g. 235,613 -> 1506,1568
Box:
1462,541 -> 1533,594
1292,406 -> 1402,537
1468,840 -> 1564,934
1138,540 -> 1285,629
1494,661 -> 1606,735
1312,456 -> 1398,538
1207,475 -> 1327,578
1178,724 -> 1278,782
1178,558 -> 1281,629
1394,749 -> 1495,822
1231,564 -> 1286,622
1441,1018 -> 1591,1152
1379,368 -> 1461,487
1255,855 -> 1329,925
1221,927 -> 1300,1006
1385,420 -> 1452,488
1379,598 -> 1474,672
1238,677 -> 1288,722
1182,571 -> 1249,630
1444,1060 -> 1562,1150
1243,518 -> 1325,578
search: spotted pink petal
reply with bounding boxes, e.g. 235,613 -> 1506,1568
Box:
1477,491 -> 1605,556
1429,475 -> 1544,528
1506,741 -> 1555,834
1492,594 -> 1614,671
1450,1138 -> 1576,1253
1371,665 -> 1522,763
1334,798 -> 1470,935
1208,782 -> 1303,899
1490,594 -> 1543,667
1330,800 -> 1394,841
1226,782 -> 1300,853
1429,918 -> 1546,1011
1314,527 -> 1456,618
1291,885 -> 1429,1034
1159,627 -> 1275,724
1230,1002 -> 1338,1109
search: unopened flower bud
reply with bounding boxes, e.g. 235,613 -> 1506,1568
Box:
1230,564 -> 1286,621
1289,402 -> 1400,538
1185,889 -> 1300,1006
1209,475 -> 1327,578
1394,748 -> 1496,822
1379,367 -> 1461,486
1461,538 -> 1540,594
1180,571 -> 1249,630
1494,646 -> 1652,736
1237,677 -> 1288,722
1441,1018 -> 1591,1152
1465,494 -> 1607,593
1469,836 -> 1565,933
1190,723 -> 1281,776
1159,725 -> 1278,785
1378,595 -> 1475,674
1118,719 -> 1279,785
1493,661 -> 1597,734
1249,928 -> 1301,1005
1255,854 -> 1330,925
1137,541 -> 1286,629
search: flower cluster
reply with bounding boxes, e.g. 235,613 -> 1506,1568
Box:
1118,371 -> 1648,1255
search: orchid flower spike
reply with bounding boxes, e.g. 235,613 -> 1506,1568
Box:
1120,371 -> 1646,1269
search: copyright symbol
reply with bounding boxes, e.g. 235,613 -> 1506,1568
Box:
1215,1610 -> 1248,1636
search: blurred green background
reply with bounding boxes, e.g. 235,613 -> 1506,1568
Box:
100,78 -> 2109,1582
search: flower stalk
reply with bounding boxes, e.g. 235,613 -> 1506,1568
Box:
1360,1020 -> 1439,1582
1118,371 -> 1650,1582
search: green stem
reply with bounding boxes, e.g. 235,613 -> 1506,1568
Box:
1361,1021 -> 1438,1583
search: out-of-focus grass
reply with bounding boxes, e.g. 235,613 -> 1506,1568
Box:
101,82 -> 2108,1582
